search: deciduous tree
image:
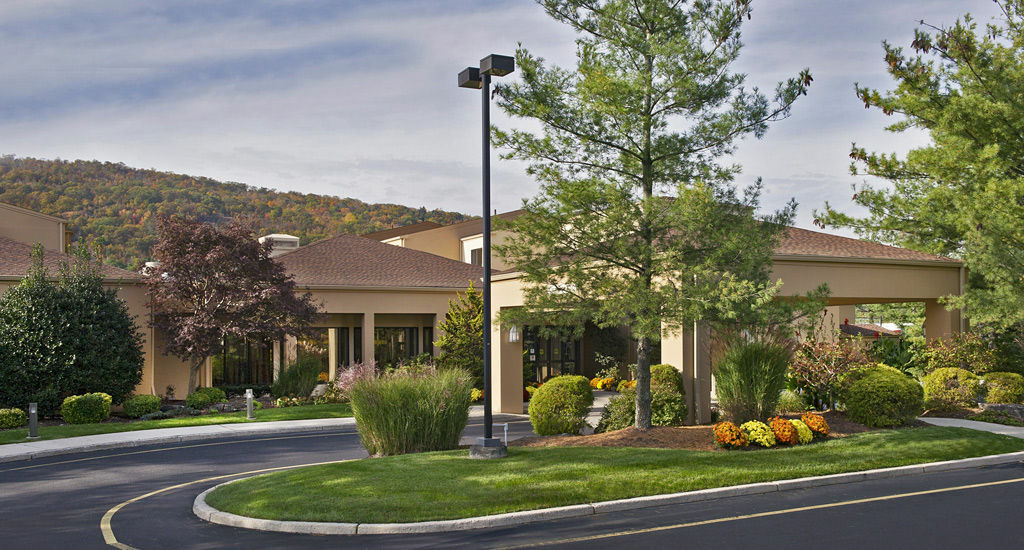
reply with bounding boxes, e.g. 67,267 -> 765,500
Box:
146,216 -> 319,393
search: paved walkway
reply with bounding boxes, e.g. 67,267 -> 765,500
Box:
919,417 -> 1024,438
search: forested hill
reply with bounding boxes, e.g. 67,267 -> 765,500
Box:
0,156 -> 469,269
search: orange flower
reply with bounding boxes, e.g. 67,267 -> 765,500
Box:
801,412 -> 830,438
769,416 -> 799,445
713,421 -> 747,449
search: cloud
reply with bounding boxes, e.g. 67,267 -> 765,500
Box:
0,0 -> 1003,229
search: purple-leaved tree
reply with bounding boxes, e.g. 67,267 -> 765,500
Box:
145,216 -> 319,393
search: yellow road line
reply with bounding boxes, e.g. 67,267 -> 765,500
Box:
508,476 -> 1024,548
101,458 -> 354,549
0,431 -> 357,473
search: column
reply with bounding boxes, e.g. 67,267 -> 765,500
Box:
363,313 -> 375,365
660,322 -> 695,425
284,335 -> 297,366
328,328 -> 338,380
493,311 -> 525,413
272,341 -> 282,381
692,322 -> 712,425
925,299 -> 961,341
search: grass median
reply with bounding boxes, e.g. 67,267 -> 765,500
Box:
0,403 -> 352,445
205,426 -> 1024,524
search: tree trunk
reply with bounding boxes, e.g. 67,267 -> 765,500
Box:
634,336 -> 653,430
188,358 -> 202,394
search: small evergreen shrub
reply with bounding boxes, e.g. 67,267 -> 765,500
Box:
349,367 -> 473,456
61,393 -> 112,424
0,408 -> 27,429
775,389 -> 809,414
596,380 -> 687,433
271,356 -> 322,398
983,372 -> 1024,404
122,395 -> 162,418
923,367 -> 981,411
528,375 -> 594,435
715,340 -> 791,423
215,384 -> 272,398
185,387 -> 227,409
845,370 -> 923,427
650,364 -> 686,395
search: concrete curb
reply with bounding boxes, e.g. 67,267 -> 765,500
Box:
193,449 -> 1024,535
0,418 -> 358,464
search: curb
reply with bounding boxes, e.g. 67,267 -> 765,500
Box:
0,419 -> 358,464
193,449 -> 1024,535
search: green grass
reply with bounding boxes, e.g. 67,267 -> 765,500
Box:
206,426 -> 1024,524
0,403 -> 352,445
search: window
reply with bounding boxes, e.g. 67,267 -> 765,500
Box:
354,327 -> 362,364
297,328 -> 330,374
423,326 -> 434,356
337,327 -> 349,367
374,327 -> 419,367
212,336 -> 273,386
470,248 -> 483,266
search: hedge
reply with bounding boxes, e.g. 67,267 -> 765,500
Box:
528,375 -> 594,435
923,367 -> 981,411
845,371 -> 923,427
61,393 -> 112,424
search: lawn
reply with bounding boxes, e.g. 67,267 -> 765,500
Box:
205,426 -> 1024,524
0,403 -> 352,445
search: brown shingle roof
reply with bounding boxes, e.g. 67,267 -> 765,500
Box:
278,234 -> 484,288
840,322 -> 902,338
776,227 -> 959,264
0,236 -> 141,280
361,221 -> 442,241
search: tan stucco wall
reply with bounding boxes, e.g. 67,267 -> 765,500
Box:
772,258 -> 962,302
384,226 -> 515,271
0,205 -> 66,251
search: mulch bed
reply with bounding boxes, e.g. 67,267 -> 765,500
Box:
510,411 -> 922,451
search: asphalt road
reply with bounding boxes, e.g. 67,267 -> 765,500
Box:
2,418 -> 1022,550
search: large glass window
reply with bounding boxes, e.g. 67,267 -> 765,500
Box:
212,336 -> 273,386
523,327 -> 581,383
422,326 -> 434,357
337,327 -> 350,368
354,327 -> 362,364
374,327 -> 419,367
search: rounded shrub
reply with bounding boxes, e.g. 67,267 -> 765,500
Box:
923,367 -> 981,411
595,368 -> 687,433
528,375 -> 594,435
839,364 -> 905,402
650,364 -> 686,396
61,393 -> 112,424
983,372 -> 1024,404
845,370 -> 923,427
0,408 -> 28,429
122,395 -> 162,418
185,387 -> 227,410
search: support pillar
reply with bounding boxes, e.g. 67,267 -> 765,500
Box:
660,323 -> 695,424
362,313 -> 375,365
925,299 -> 961,341
693,322 -> 712,425
284,335 -> 297,366
272,340 -> 282,381
328,328 -> 338,380
492,313 -> 525,414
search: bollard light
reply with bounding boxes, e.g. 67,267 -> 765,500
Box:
245,388 -> 255,420
27,402 -> 39,439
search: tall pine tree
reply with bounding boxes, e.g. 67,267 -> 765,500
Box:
494,0 -> 812,428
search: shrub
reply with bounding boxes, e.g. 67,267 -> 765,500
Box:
271,356 -> 323,398
650,364 -> 686,396
923,367 -> 981,411
790,419 -> 813,444
776,389 -> 809,414
616,379 -> 636,392
715,339 -> 791,423
983,372 -> 1024,404
215,384 -> 272,398
435,282 -> 484,388
838,364 -> 905,403
0,408 -> 27,429
869,337 -> 925,375
122,395 -> 162,418
595,385 -> 687,433
0,246 -> 145,415
925,333 -> 997,375
845,370 -> 923,427
61,393 -> 112,424
769,416 -> 799,445
713,421 -> 747,449
349,367 -> 473,456
790,335 -> 872,409
801,412 -> 830,438
528,375 -> 594,435
185,387 -> 227,410
740,420 -> 776,447
275,396 -> 310,408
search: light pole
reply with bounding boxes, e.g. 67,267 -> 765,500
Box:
459,54 -> 514,459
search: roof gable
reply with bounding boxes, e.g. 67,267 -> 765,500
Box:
0,236 -> 141,281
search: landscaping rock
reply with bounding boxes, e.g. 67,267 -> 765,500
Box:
981,403 -> 1024,421
311,383 -> 328,398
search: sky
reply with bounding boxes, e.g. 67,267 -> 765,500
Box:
0,0 -> 1004,231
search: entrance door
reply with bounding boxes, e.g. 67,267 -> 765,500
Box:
523,327 -> 581,383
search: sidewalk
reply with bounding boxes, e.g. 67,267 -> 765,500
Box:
919,417 -> 1024,439
0,417 -> 357,464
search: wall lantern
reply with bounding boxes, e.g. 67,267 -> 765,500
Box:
508,325 -> 520,343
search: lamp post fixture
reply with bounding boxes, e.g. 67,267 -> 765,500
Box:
460,53 -> 514,459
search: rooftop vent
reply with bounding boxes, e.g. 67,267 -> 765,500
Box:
258,234 -> 301,257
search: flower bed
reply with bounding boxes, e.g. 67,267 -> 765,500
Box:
714,413 -> 831,450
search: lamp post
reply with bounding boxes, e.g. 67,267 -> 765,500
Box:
460,54 -> 514,459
